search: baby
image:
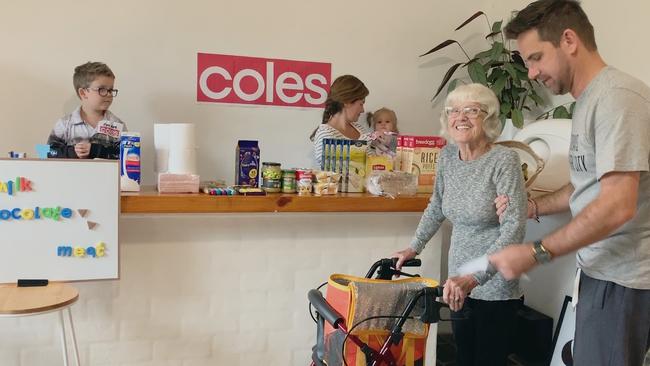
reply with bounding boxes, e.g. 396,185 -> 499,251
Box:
367,107 -> 399,134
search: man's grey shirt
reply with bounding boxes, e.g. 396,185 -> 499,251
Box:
571,66 -> 650,289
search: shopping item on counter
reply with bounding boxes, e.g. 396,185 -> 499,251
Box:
366,171 -> 418,198
168,123 -> 197,174
394,135 -> 403,172
157,172 -> 200,193
7,151 -> 27,158
312,170 -> 341,196
281,169 -> 296,193
261,162 -> 282,193
410,136 -> 446,193
321,139 -> 367,193
235,140 -> 260,187
120,132 -> 141,192
236,187 -> 266,196
399,136 -> 415,174
295,169 -> 313,195
153,123 -> 170,173
366,131 -> 397,173
398,136 -> 446,193
154,123 -> 198,174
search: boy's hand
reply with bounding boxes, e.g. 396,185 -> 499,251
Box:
74,141 -> 91,159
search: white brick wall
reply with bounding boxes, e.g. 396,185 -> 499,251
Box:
0,213 -> 445,365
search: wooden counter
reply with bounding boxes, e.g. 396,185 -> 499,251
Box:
121,187 -> 430,214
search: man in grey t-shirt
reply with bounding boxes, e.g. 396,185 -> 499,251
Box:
490,1 -> 650,365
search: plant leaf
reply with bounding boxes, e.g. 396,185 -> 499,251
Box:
492,20 -> 503,33
487,68 -> 503,83
553,106 -> 570,119
485,31 -> 501,39
512,61 -> 528,73
492,75 -> 507,96
500,102 -> 512,116
455,11 -> 485,31
490,42 -> 504,61
420,39 -> 461,57
512,51 -> 525,67
468,61 -> 488,85
504,62 -> 518,80
433,63 -> 464,100
516,69 -> 529,80
511,109 -> 524,128
530,93 -> 545,106
475,49 -> 493,59
447,79 -> 459,94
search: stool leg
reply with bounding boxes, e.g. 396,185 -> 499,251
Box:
66,307 -> 81,366
59,310 -> 70,366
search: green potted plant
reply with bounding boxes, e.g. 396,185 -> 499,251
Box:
536,101 -> 575,120
421,11 -> 545,128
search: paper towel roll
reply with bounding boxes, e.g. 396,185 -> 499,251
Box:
167,123 -> 198,174
154,124 -> 170,173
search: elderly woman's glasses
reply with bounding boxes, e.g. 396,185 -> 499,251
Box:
444,106 -> 487,118
86,87 -> 118,97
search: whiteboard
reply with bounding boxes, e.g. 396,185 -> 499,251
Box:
0,159 -> 119,283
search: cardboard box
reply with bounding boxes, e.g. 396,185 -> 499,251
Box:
321,139 -> 367,192
409,136 -> 447,193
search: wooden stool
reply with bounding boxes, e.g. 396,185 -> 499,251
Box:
0,282 -> 80,366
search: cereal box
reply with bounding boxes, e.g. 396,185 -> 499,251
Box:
410,136 -> 446,193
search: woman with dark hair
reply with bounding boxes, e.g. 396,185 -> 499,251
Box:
310,75 -> 372,167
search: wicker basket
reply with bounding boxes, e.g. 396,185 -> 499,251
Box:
495,140 -> 545,191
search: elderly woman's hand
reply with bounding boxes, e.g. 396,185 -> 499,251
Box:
391,247 -> 417,271
443,275 -> 478,311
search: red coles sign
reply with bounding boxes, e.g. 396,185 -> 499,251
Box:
197,53 -> 331,108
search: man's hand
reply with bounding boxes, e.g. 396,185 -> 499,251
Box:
489,243 -> 536,280
74,141 -> 91,159
495,194 -> 538,223
443,275 -> 478,311
494,195 -> 509,223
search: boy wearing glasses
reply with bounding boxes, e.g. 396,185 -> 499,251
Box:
47,61 -> 126,159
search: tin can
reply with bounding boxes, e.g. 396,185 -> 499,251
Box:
261,162 -> 282,193
295,169 -> 312,195
281,169 -> 296,193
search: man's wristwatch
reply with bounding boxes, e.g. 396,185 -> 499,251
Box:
532,240 -> 552,264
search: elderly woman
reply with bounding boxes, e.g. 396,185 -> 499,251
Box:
392,83 -> 527,366
310,74 -> 373,168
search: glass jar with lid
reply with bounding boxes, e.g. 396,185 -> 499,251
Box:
261,162 -> 282,193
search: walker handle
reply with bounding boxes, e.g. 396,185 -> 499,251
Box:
392,258 -> 421,267
308,290 -> 344,328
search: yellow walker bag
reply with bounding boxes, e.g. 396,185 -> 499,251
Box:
309,264 -> 442,366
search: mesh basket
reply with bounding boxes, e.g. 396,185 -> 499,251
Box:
323,273 -> 439,366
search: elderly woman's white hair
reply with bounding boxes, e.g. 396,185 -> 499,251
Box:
439,83 -> 502,143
